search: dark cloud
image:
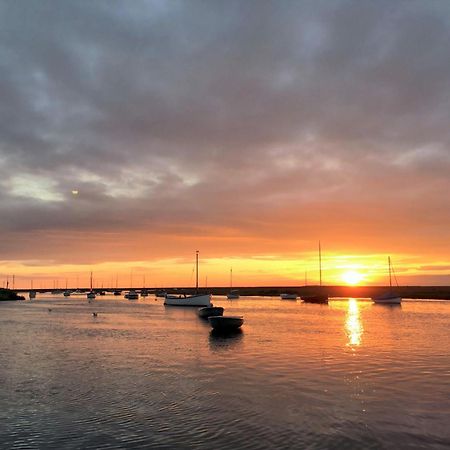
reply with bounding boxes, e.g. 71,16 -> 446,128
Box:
0,0 -> 449,264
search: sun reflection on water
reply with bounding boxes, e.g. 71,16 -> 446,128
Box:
346,298 -> 363,348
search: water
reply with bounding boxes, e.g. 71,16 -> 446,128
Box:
0,295 -> 449,449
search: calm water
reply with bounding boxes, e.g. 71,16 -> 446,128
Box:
0,295 -> 449,449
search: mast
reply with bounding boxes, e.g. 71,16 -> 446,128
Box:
319,241 -> 322,287
388,256 -> 392,288
196,250 -> 199,294
230,267 -> 233,289
90,271 -> 93,291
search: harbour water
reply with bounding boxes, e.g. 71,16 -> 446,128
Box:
0,295 -> 449,449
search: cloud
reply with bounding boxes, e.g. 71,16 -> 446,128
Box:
0,0 -> 449,268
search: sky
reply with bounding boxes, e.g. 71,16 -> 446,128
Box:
1,0 -> 449,288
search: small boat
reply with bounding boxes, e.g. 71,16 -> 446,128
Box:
63,290 -> 71,297
208,316 -> 244,331
301,295 -> 328,304
29,281 -> 36,299
126,290 -> 139,300
155,290 -> 167,298
164,251 -> 212,307
164,293 -> 212,307
372,257 -> 402,305
227,289 -> 240,299
113,290 -> 122,296
372,291 -> 402,305
140,289 -> 148,297
198,306 -> 224,319
280,293 -> 297,300
98,291 -> 106,296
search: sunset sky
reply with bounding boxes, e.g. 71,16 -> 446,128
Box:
1,1 -> 449,288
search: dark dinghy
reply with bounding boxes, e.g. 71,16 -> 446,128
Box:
208,316 -> 244,331
198,306 -> 224,319
301,295 -> 329,304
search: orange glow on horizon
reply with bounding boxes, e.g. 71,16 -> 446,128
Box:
0,253 -> 448,289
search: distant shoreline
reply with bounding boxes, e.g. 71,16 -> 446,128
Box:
13,285 -> 450,300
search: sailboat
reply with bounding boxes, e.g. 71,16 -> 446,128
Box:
141,275 -> 148,297
29,280 -> 36,299
227,268 -> 239,299
113,274 -> 121,295
87,272 -> 96,300
301,241 -> 329,304
63,279 -> 71,297
164,251 -> 212,307
372,257 -> 402,305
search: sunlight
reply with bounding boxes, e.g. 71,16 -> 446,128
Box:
345,298 -> 363,347
341,270 -> 365,285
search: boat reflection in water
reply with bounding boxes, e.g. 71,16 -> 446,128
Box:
209,327 -> 244,351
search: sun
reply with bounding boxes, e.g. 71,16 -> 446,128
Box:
341,270 -> 364,286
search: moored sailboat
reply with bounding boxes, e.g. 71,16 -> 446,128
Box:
87,272 -> 96,300
164,251 -> 212,307
301,241 -> 329,304
372,257 -> 402,305
227,268 -> 239,299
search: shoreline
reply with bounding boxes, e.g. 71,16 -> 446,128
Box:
13,285 -> 450,300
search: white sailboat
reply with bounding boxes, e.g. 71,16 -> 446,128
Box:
227,268 -> 239,299
372,257 -> 402,305
164,251 -> 212,307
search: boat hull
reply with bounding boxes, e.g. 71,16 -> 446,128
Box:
301,295 -> 329,304
208,316 -> 244,331
280,293 -> 297,300
198,306 -> 224,319
164,293 -> 212,307
372,295 -> 402,305
227,291 -> 240,299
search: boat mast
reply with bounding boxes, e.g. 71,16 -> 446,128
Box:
90,271 -> 93,291
319,241 -> 322,287
230,267 -> 233,289
388,256 -> 392,288
196,250 -> 199,294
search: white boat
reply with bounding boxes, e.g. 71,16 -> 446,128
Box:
164,251 -> 212,307
280,293 -> 297,300
372,257 -> 402,305
164,292 -> 212,307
